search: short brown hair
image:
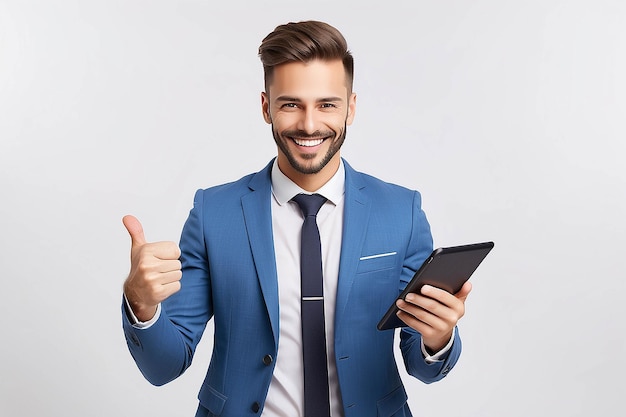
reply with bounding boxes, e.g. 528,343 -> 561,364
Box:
258,20 -> 354,92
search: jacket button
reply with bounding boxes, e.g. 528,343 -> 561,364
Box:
262,354 -> 273,366
251,402 -> 261,413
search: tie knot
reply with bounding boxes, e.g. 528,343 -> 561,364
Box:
292,193 -> 327,217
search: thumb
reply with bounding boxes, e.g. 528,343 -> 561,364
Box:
122,214 -> 147,247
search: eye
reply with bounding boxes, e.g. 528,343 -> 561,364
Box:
281,103 -> 298,109
320,103 -> 337,108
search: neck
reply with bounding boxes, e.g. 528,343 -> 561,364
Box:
277,155 -> 340,192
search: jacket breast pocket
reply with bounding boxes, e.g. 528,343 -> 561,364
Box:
356,251 -> 398,274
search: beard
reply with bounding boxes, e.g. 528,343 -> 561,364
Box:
271,122 -> 347,175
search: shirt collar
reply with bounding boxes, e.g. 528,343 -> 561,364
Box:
271,158 -> 345,206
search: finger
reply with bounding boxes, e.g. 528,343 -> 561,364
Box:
421,284 -> 470,307
137,279 -> 182,307
455,281 -> 472,302
158,269 -> 183,286
418,286 -> 454,308
159,280 -> 182,299
151,277 -> 182,302
134,261 -> 182,283
396,307 -> 443,332
123,215 -> 146,247
398,307 -> 454,352
149,241 -> 181,260
131,270 -> 181,301
135,257 -> 181,274
395,301 -> 446,335
396,299 -> 456,345
399,295 -> 449,325
157,259 -> 182,274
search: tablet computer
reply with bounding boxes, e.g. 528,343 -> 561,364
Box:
377,241 -> 494,331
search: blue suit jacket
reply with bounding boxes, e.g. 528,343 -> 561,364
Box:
123,159 -> 462,417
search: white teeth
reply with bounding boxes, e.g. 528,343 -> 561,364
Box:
293,138 -> 324,147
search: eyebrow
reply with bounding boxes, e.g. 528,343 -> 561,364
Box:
275,95 -> 344,103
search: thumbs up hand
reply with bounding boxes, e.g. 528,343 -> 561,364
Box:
122,215 -> 182,322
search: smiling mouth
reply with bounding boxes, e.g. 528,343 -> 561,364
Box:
291,137 -> 327,147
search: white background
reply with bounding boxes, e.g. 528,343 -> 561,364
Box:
1,1 -> 624,416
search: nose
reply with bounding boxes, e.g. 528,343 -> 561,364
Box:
297,107 -> 318,134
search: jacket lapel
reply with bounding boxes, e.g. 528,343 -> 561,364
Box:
335,161 -> 371,322
241,160 -> 280,348
240,159 -> 371,347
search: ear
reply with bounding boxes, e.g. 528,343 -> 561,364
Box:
346,92 -> 357,126
261,92 -> 272,124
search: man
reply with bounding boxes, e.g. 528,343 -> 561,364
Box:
122,20 -> 471,417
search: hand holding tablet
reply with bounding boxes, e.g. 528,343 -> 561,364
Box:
377,241 -> 494,331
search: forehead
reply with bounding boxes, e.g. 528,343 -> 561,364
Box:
268,59 -> 349,99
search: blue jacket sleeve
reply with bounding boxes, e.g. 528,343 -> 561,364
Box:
122,190 -> 212,386
398,191 -> 462,383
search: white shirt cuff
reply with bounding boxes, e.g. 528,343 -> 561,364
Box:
124,295 -> 161,329
420,327 -> 456,363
